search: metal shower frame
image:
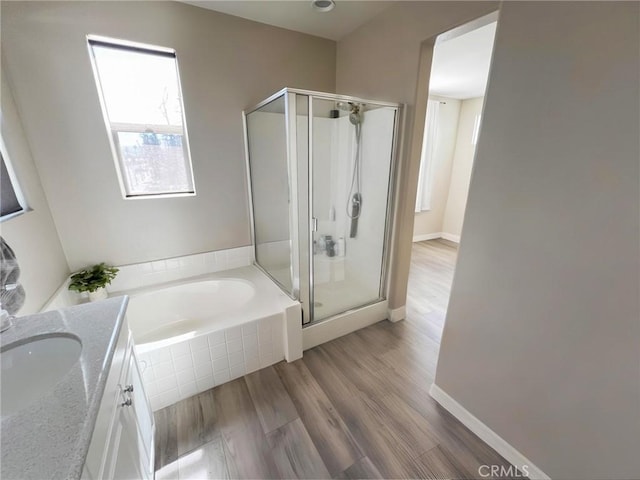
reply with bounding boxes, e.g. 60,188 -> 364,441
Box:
243,87 -> 403,326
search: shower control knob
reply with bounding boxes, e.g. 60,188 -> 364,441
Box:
121,398 -> 132,407
123,384 -> 134,393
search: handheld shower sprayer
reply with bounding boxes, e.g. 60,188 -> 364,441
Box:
336,101 -> 366,237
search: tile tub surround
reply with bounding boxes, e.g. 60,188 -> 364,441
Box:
0,297 -> 128,479
137,313 -> 287,411
106,246 -> 253,293
40,246 -> 254,312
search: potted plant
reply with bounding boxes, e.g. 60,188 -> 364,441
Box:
69,263 -> 119,302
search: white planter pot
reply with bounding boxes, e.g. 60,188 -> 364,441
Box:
88,287 -> 108,302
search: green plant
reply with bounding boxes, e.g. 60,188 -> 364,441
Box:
68,263 -> 119,293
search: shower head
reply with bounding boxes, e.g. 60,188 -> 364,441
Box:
336,101 -> 364,112
336,101 -> 365,125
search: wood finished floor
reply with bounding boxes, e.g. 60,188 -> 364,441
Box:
155,240 -> 518,479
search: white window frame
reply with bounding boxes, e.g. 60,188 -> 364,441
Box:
0,135 -> 29,223
87,35 -> 196,200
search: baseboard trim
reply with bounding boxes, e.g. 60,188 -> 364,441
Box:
413,232 -> 461,244
412,232 -> 442,242
429,384 -> 550,480
388,305 -> 406,322
441,232 -> 461,243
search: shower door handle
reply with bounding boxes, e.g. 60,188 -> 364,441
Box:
311,217 -> 318,232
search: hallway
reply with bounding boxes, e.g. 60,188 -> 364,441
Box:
406,239 -> 458,344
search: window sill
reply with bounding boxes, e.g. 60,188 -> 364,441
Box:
0,207 -> 32,224
122,191 -> 196,201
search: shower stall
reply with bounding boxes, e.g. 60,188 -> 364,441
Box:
243,88 -> 401,327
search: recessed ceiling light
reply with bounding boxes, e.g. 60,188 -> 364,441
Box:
311,0 -> 335,13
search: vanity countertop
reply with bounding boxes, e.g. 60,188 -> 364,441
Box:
0,297 -> 128,480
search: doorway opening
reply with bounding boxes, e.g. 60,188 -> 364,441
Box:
408,13 -> 497,342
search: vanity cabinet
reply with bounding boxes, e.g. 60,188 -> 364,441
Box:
83,319 -> 154,480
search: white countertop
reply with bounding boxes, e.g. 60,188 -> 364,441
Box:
0,297 -> 128,479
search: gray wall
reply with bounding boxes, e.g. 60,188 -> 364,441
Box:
1,1 -> 336,271
1,73 -> 70,314
435,2 -> 640,479
246,110 -> 290,245
336,1 -> 499,308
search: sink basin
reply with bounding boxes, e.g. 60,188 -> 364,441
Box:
1,334 -> 82,416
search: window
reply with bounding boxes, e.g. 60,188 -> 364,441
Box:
88,36 -> 195,198
471,113 -> 482,145
0,137 -> 28,222
415,99 -> 440,212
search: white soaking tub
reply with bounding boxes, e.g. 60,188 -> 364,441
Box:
124,266 -> 300,411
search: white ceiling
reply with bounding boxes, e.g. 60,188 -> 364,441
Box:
180,1 -> 395,41
429,21 -> 497,99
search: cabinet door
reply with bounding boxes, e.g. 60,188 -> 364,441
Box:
128,350 -> 155,478
104,404 -> 144,480
104,351 -> 155,480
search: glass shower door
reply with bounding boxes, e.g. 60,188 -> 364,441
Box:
310,97 -> 397,321
245,94 -> 294,294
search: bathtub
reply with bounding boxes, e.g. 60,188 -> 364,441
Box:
124,266 -> 300,411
